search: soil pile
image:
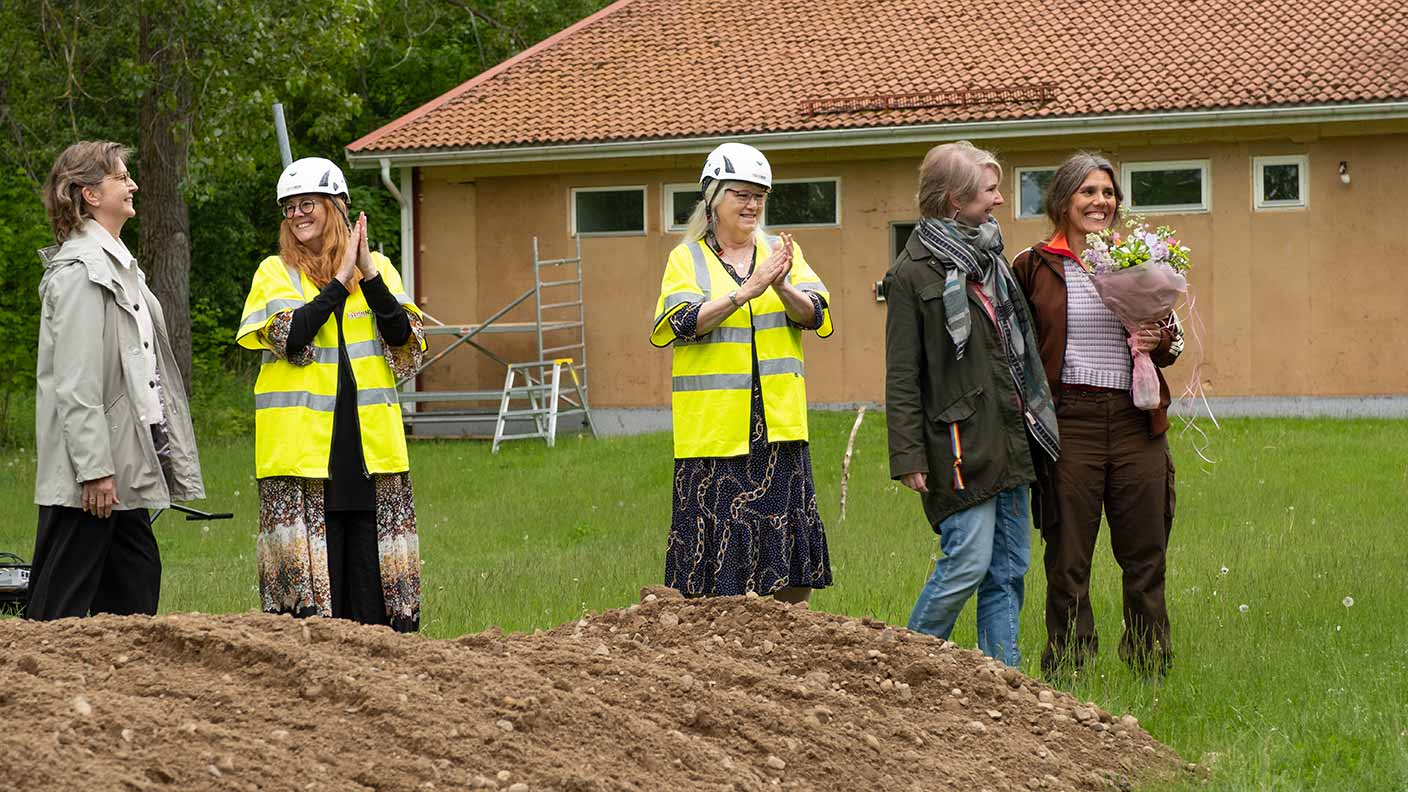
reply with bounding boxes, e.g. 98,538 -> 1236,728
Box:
0,589 -> 1186,791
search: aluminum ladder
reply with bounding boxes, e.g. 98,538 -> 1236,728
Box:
491,357 -> 595,453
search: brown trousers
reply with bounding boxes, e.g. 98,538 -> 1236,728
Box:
1041,389 -> 1175,675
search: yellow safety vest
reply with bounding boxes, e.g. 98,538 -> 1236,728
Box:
650,237 -> 833,458
236,253 -> 424,479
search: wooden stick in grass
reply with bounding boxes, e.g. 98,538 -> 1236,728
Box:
838,406 -> 866,524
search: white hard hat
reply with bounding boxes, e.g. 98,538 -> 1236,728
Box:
276,157 -> 349,202
700,143 -> 772,191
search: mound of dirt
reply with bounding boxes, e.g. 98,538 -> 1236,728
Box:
0,589 -> 1187,791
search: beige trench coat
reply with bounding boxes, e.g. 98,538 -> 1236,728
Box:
34,223 -> 204,509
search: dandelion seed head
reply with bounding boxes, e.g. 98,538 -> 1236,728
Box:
1343,596 -> 1354,608
1238,604 -> 1249,614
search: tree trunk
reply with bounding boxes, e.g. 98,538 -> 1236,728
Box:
137,11 -> 195,394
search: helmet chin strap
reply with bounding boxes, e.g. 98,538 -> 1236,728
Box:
331,196 -> 353,230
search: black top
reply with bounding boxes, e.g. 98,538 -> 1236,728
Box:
286,274 -> 411,511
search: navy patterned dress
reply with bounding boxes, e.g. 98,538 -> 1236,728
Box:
663,262 -> 832,596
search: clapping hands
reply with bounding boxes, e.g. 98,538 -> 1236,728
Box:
336,213 -> 376,286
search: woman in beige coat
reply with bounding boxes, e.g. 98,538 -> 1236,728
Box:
27,141 -> 203,619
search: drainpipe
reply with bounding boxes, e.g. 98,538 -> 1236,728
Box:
379,157 -> 405,208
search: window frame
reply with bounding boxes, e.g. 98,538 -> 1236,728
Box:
1014,166 -> 1059,220
762,176 -> 842,229
569,185 -> 648,237
1120,159 -> 1211,214
662,182 -> 699,233
1252,155 -> 1309,211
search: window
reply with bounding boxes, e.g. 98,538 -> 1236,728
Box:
663,183 -> 699,232
1015,167 -> 1057,219
1253,155 -> 1308,210
1122,160 -> 1210,213
764,178 -> 840,227
890,221 -> 916,264
571,186 -> 646,236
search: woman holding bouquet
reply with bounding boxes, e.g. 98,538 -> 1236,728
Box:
1012,152 -> 1182,677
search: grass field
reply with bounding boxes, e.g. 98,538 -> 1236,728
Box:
1,413 -> 1405,790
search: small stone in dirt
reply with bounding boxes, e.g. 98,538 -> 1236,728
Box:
987,710 -> 1003,720
71,695 -> 93,717
593,644 -> 610,657
681,674 -> 695,690
1002,668 -> 1021,688
207,765 -> 222,778
866,649 -> 882,659
1121,714 -> 1140,729
658,612 -> 680,629
271,729 -> 289,741
766,755 -> 786,770
179,722 -> 198,734
762,640 -> 775,653
880,679 -> 893,691
469,777 -> 497,790
121,728 -> 134,743
863,734 -> 881,750
745,590 -> 760,599
507,784 -> 529,792
1038,690 -> 1055,704
966,720 -> 988,734
496,770 -> 512,781
1038,702 -> 1054,711
495,719 -> 515,732
896,682 -> 913,701
1073,707 -> 1096,723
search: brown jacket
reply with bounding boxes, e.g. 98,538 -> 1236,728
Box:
1010,242 -> 1181,437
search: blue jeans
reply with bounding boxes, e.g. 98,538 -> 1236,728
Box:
907,485 -> 1031,666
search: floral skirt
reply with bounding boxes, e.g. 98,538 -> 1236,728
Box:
257,473 -> 421,630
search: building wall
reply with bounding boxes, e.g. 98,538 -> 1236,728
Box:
403,126 -> 1408,408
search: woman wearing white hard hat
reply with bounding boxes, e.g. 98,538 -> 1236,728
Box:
236,157 -> 426,631
650,142 -> 835,601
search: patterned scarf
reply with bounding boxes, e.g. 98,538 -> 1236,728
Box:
916,217 -> 1060,461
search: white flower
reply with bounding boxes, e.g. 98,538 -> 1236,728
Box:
1343,596 -> 1355,608
1238,604 -> 1249,614
1219,566 -> 1229,576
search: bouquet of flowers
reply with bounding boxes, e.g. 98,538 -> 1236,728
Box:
1081,215 -> 1190,410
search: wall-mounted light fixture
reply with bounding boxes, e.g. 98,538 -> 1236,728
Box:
1338,161 -> 1351,185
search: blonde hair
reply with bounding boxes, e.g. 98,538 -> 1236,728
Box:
916,140 -> 1003,219
278,195 -> 356,290
679,180 -> 769,244
41,141 -> 130,244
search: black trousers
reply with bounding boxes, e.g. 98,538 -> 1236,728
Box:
326,509 -> 389,627
25,506 -> 161,620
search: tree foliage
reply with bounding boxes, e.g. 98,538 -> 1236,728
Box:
0,0 -> 610,417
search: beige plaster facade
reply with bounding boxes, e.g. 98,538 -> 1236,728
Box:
401,123 -> 1408,409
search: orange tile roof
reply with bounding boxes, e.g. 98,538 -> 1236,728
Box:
348,0 -> 1408,154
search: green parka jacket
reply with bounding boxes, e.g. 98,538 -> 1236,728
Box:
884,228 -> 1040,531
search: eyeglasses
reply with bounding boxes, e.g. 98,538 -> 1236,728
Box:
280,198 -> 318,218
723,187 -> 768,206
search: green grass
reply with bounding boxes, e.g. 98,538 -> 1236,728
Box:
2,413 -> 1405,790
